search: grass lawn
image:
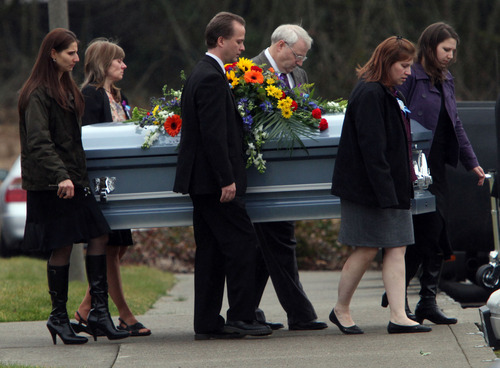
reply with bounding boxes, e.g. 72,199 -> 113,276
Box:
0,256 -> 176,322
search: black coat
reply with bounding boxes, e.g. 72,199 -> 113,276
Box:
81,85 -> 129,125
173,55 -> 247,196
331,80 -> 413,209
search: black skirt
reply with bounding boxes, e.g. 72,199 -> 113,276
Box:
108,229 -> 134,246
23,187 -> 111,252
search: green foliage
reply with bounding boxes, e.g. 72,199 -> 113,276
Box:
0,257 -> 175,322
295,219 -> 348,270
126,221 -> 367,272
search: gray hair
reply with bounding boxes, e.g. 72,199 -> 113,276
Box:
271,24 -> 313,48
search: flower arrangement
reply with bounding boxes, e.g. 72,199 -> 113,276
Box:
130,61 -> 346,173
226,57 -> 345,173
129,76 -> 184,149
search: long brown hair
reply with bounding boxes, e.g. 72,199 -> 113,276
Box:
81,38 -> 125,102
18,28 -> 84,118
417,22 -> 459,84
356,36 -> 416,87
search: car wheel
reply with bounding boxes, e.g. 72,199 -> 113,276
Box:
476,264 -> 500,290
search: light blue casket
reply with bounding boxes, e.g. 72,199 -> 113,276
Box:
82,114 -> 435,229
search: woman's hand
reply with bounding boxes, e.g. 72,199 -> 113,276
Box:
472,166 -> 486,186
57,179 -> 75,199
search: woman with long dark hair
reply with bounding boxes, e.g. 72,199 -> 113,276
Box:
18,28 -> 129,345
391,22 -> 485,325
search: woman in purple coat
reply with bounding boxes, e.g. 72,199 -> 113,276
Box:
388,22 -> 485,324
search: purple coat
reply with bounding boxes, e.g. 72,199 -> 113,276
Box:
397,63 -> 479,171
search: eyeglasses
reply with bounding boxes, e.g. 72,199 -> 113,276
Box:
285,42 -> 308,62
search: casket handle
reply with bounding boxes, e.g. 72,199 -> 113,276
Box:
92,176 -> 116,203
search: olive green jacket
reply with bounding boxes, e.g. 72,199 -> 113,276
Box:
19,87 -> 89,191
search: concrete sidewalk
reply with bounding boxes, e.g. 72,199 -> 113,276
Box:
0,271 -> 498,368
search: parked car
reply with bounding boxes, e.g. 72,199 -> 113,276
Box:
0,156 -> 26,256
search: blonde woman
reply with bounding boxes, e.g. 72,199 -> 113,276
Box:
73,38 -> 151,337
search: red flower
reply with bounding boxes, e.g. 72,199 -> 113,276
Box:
164,114 -> 182,137
251,65 -> 263,73
225,62 -> 237,71
291,100 -> 298,111
319,118 -> 328,131
312,108 -> 322,119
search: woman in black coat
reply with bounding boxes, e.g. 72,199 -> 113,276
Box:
330,37 -> 431,335
73,39 -> 151,337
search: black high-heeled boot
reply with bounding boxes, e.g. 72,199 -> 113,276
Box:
414,256 -> 457,324
85,255 -> 129,341
46,263 -> 88,345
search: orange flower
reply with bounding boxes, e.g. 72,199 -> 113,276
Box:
164,114 -> 182,137
244,70 -> 264,84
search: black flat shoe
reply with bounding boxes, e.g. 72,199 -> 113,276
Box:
289,320 -> 328,330
329,309 -> 364,335
387,322 -> 432,334
264,321 -> 285,330
381,293 -> 418,322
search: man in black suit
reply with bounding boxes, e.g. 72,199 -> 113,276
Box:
173,12 -> 272,340
252,25 -> 328,331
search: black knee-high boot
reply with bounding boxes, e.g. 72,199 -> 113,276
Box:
46,263 -> 88,345
414,256 -> 457,325
85,255 -> 129,341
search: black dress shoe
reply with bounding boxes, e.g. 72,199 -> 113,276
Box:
289,320 -> 328,330
264,321 -> 285,330
329,309 -> 364,335
194,331 -> 246,340
224,320 -> 272,336
387,321 -> 432,334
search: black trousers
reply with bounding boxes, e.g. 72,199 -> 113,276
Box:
190,194 -> 258,334
406,141 -> 451,296
254,221 -> 317,325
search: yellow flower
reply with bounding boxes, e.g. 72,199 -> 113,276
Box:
266,85 -> 283,99
281,108 -> 293,119
226,70 -> 239,87
265,77 -> 276,85
237,57 -> 254,72
277,97 -> 292,110
152,105 -> 160,116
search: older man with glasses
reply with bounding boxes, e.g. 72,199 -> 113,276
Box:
251,24 -> 328,332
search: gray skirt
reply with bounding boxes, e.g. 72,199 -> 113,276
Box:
338,199 -> 414,248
